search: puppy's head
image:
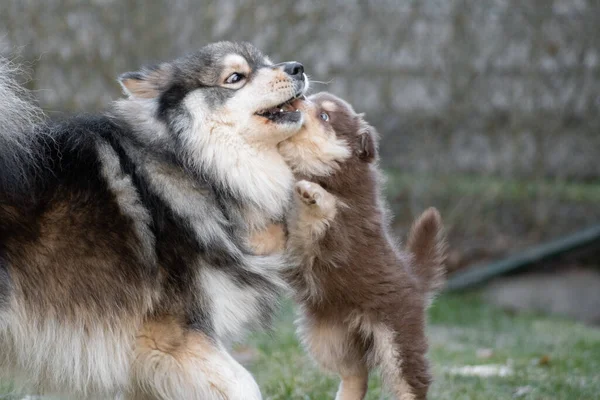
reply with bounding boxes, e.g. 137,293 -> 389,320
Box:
117,42 -> 309,147
278,92 -> 378,177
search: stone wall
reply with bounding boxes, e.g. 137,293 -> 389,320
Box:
2,0 -> 599,180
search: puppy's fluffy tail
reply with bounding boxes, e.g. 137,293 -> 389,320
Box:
406,207 -> 447,296
0,56 -> 44,194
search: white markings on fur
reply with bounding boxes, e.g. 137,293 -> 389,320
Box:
371,325 -> 415,400
0,57 -> 43,140
293,180 -> 338,239
0,302 -> 138,397
96,141 -> 156,266
278,129 -> 352,177
113,97 -> 170,141
295,313 -> 369,400
219,54 -> 251,90
335,372 -> 369,400
223,54 -> 250,71
181,89 -> 295,224
200,268 -> 264,341
297,316 -> 357,375
130,328 -> 261,400
321,101 -> 338,112
0,57 -> 46,184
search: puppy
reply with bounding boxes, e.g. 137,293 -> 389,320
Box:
278,93 -> 447,400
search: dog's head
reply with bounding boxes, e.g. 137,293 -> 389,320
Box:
114,42 -> 309,216
278,92 -> 378,177
117,42 -> 309,148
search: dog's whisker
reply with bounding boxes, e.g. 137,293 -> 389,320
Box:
309,80 -> 334,85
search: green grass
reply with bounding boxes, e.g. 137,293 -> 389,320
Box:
244,292 -> 600,400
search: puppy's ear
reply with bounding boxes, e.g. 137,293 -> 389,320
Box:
118,64 -> 172,99
357,114 -> 378,163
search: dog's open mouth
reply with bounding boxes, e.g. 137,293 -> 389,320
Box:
256,95 -> 306,123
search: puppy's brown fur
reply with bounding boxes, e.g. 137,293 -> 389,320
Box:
278,93 -> 447,400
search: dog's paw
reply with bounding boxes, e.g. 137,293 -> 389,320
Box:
295,180 -> 325,206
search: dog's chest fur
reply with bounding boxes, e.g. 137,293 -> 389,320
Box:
139,153 -> 288,339
119,140 -> 290,340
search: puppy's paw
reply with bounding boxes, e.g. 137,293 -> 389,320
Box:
295,180 -> 325,206
294,180 -> 337,220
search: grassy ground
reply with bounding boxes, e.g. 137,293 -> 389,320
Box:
243,291 -> 600,400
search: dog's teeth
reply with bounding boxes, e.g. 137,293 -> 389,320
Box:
279,109 -> 283,112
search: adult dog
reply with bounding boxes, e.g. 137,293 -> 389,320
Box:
0,42 -> 308,399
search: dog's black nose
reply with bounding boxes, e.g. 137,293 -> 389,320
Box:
283,62 -> 304,77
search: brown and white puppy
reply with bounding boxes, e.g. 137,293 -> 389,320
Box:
278,93 -> 447,400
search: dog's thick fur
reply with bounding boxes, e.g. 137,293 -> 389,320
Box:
278,93 -> 447,400
0,42 -> 308,399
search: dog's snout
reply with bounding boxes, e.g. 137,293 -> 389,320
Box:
283,62 -> 304,78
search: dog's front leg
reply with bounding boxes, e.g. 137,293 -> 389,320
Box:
128,318 -> 262,400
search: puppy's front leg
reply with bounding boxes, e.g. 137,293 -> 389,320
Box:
291,180 -> 337,243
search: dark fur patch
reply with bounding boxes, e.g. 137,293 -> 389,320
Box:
157,81 -> 191,122
0,250 -> 11,309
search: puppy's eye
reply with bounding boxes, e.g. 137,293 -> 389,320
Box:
225,73 -> 245,84
319,112 -> 330,122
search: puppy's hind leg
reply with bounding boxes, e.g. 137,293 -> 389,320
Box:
371,324 -> 429,400
298,316 -> 368,400
128,317 -> 261,400
335,364 -> 369,400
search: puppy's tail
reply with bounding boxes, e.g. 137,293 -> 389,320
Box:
0,56 -> 44,194
406,207 -> 447,297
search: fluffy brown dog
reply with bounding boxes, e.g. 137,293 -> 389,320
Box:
277,93 -> 447,400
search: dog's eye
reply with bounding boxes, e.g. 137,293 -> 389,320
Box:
319,112 -> 330,122
225,73 -> 245,84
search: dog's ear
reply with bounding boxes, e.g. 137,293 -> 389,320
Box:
118,64 -> 172,99
357,113 -> 378,163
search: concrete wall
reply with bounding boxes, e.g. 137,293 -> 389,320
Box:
2,0 -> 599,180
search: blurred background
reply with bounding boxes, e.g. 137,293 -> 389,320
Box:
1,1 -> 599,398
